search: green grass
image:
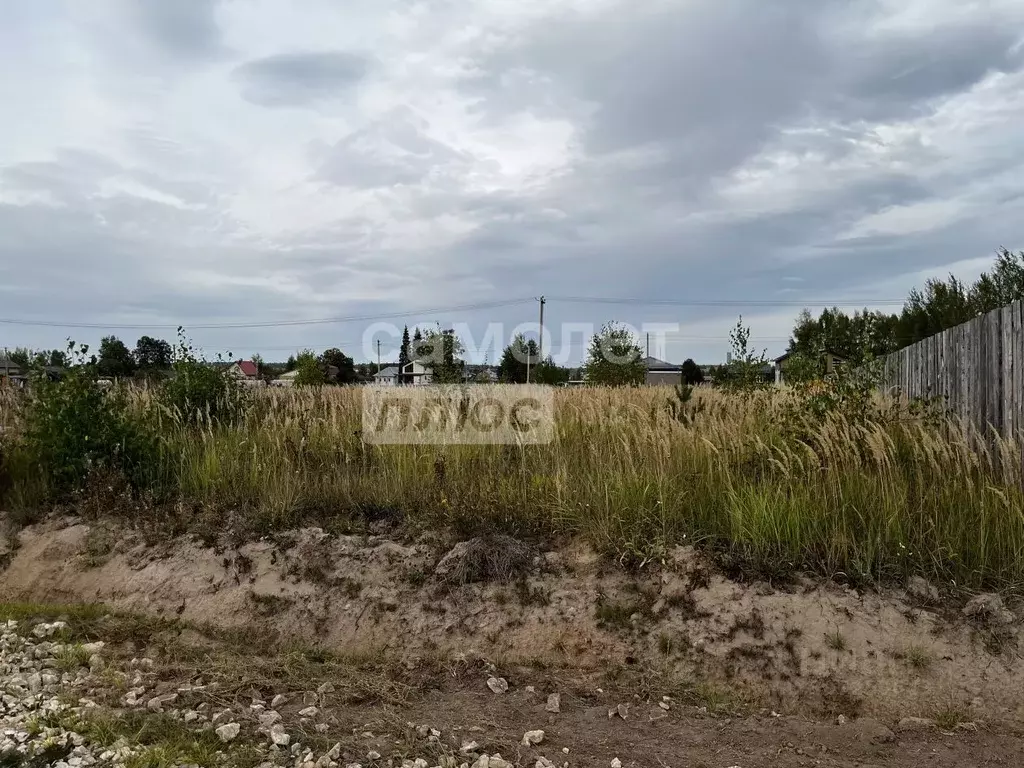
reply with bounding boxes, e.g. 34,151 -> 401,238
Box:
933,700 -> 972,731
903,644 -> 934,671
61,710 -> 253,768
54,643 -> 92,672
0,602 -> 181,648
5,384 -> 1024,592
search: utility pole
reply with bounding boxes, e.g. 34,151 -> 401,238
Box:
538,295 -> 546,365
527,295 -> 546,384
377,339 -> 381,375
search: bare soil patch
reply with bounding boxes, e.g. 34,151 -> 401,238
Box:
2,514 -> 1024,764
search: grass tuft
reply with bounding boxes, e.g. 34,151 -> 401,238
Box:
824,630 -> 848,652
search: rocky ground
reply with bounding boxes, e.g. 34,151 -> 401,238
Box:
3,604 -> 1024,768
4,517 -> 1024,766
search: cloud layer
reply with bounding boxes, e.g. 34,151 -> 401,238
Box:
1,0 -> 1022,362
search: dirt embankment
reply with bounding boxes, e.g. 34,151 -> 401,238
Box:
2,516 -> 1023,727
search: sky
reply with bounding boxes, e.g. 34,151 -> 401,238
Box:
1,0 -> 1023,365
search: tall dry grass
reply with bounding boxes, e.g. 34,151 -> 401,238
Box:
2,383 -> 1024,590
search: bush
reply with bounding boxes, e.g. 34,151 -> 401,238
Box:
293,350 -> 326,388
21,347 -> 161,495
720,317 -> 771,395
159,332 -> 248,426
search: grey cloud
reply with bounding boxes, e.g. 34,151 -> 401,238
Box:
465,1 -> 835,176
235,51 -> 369,107
836,23 -> 1024,120
317,108 -> 471,188
465,0 -> 1022,184
125,0 -> 224,59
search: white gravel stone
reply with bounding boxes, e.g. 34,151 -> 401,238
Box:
216,722 -> 241,742
486,677 -> 508,694
521,730 -> 545,746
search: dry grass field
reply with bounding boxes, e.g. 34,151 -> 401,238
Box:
3,382 -> 1023,591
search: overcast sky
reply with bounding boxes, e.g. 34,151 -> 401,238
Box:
2,0 -> 1023,365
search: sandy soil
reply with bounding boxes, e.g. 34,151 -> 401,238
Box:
1,515 -> 1023,745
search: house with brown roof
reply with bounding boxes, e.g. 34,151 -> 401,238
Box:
225,360 -> 260,380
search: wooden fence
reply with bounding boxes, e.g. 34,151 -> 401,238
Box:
882,299 -> 1024,439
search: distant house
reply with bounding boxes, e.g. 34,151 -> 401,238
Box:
0,357 -> 21,385
773,350 -> 846,385
402,360 -> 434,386
372,366 -> 400,386
225,360 -> 259,380
270,370 -> 298,387
462,365 -> 498,383
643,356 -> 682,386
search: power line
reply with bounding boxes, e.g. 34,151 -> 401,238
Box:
0,298 -> 535,330
0,293 -> 908,332
547,295 -> 908,307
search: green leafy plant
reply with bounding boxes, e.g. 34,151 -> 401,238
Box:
668,382 -> 706,425
293,350 -> 326,388
720,317 -> 770,395
159,330 -> 248,426
583,322 -> 645,386
21,343 -> 161,495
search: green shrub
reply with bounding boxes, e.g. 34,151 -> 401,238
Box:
293,349 -> 326,388
159,332 -> 248,426
21,346 -> 161,495
720,317 -> 771,395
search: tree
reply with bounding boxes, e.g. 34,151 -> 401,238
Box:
7,348 -> 31,368
293,349 -> 326,387
498,334 -> 538,383
787,249 -> 1024,361
285,355 -> 297,372
320,348 -> 356,384
680,358 -> 704,385
534,356 -> 570,385
97,336 -> 136,378
411,327 -> 424,360
417,326 -> 464,384
721,317 -> 769,394
583,322 -> 645,386
398,326 -> 412,385
134,336 -> 172,373
251,353 -> 264,378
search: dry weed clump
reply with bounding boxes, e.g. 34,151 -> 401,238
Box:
2,382 -> 1024,591
434,535 -> 536,585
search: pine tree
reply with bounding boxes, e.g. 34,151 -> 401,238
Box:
398,326 -> 411,385
412,327 -> 423,359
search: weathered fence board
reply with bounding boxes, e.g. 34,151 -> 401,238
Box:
881,299 -> 1024,440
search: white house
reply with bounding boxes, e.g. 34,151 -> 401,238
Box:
372,366 -> 400,386
270,370 -> 299,387
402,360 -> 433,385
